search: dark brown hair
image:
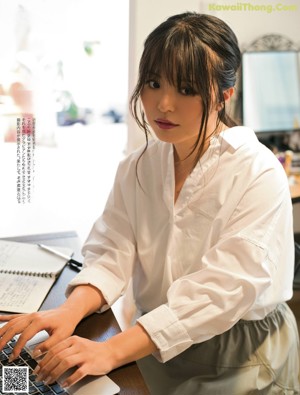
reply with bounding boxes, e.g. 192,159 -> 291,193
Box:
130,12 -> 241,165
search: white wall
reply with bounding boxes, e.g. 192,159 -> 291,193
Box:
127,0 -> 300,151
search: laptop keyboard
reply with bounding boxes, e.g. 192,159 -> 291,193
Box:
0,338 -> 67,395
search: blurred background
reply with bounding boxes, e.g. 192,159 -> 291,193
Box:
0,0 -> 299,241
0,0 -> 129,242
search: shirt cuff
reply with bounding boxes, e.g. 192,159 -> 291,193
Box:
137,304 -> 193,362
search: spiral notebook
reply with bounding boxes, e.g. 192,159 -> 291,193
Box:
0,240 -> 73,313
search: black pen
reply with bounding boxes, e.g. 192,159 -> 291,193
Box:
37,244 -> 82,272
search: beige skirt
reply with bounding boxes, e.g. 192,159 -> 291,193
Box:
137,303 -> 300,394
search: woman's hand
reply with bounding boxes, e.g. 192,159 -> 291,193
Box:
0,284 -> 106,361
33,336 -> 115,388
0,307 -> 79,361
0,286 -> 156,390
33,323 -> 158,389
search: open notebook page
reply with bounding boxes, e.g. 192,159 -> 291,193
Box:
0,240 -> 73,275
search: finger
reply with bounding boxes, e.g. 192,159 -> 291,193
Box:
0,324 -> 22,351
0,322 -> 8,346
0,314 -> 23,322
6,321 -> 49,361
32,328 -> 70,358
0,316 -> 21,338
60,365 -> 87,388
45,355 -> 86,387
34,336 -> 75,374
35,342 -> 77,382
9,330 -> 43,361
0,314 -> 30,341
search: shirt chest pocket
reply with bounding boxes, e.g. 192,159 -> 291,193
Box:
171,201 -> 220,277
184,193 -> 221,235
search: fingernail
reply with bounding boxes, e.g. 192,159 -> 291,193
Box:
44,376 -> 52,384
36,374 -> 43,382
44,376 -> 53,384
33,366 -> 40,375
8,354 -> 15,363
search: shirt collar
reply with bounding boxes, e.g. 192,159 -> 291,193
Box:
219,126 -> 257,151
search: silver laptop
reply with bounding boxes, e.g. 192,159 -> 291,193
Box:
0,324 -> 120,395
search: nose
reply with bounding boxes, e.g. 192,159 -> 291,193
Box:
157,88 -> 175,113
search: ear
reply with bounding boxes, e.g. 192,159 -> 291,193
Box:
215,87 -> 235,111
223,87 -> 235,102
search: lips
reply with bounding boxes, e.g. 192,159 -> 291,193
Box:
154,118 -> 179,130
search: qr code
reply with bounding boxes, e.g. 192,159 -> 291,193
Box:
2,366 -> 29,393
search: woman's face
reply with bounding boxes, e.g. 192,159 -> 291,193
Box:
141,74 -> 220,157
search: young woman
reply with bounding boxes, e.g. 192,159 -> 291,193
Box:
0,12 -> 299,394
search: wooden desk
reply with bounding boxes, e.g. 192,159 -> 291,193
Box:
3,231 -> 150,395
287,290 -> 300,360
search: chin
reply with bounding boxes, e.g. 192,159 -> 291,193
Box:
152,133 -> 176,144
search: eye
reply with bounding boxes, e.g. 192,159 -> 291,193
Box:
180,86 -> 196,96
147,80 -> 160,89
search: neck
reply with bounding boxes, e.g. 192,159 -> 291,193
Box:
173,134 -> 210,170
172,122 -> 225,203
173,147 -> 197,174
173,145 -> 199,204
173,121 -> 225,163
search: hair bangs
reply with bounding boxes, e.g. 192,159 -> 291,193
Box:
163,35 -> 198,91
139,29 -> 211,95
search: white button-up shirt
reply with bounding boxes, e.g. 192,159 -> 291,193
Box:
66,126 -> 294,362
